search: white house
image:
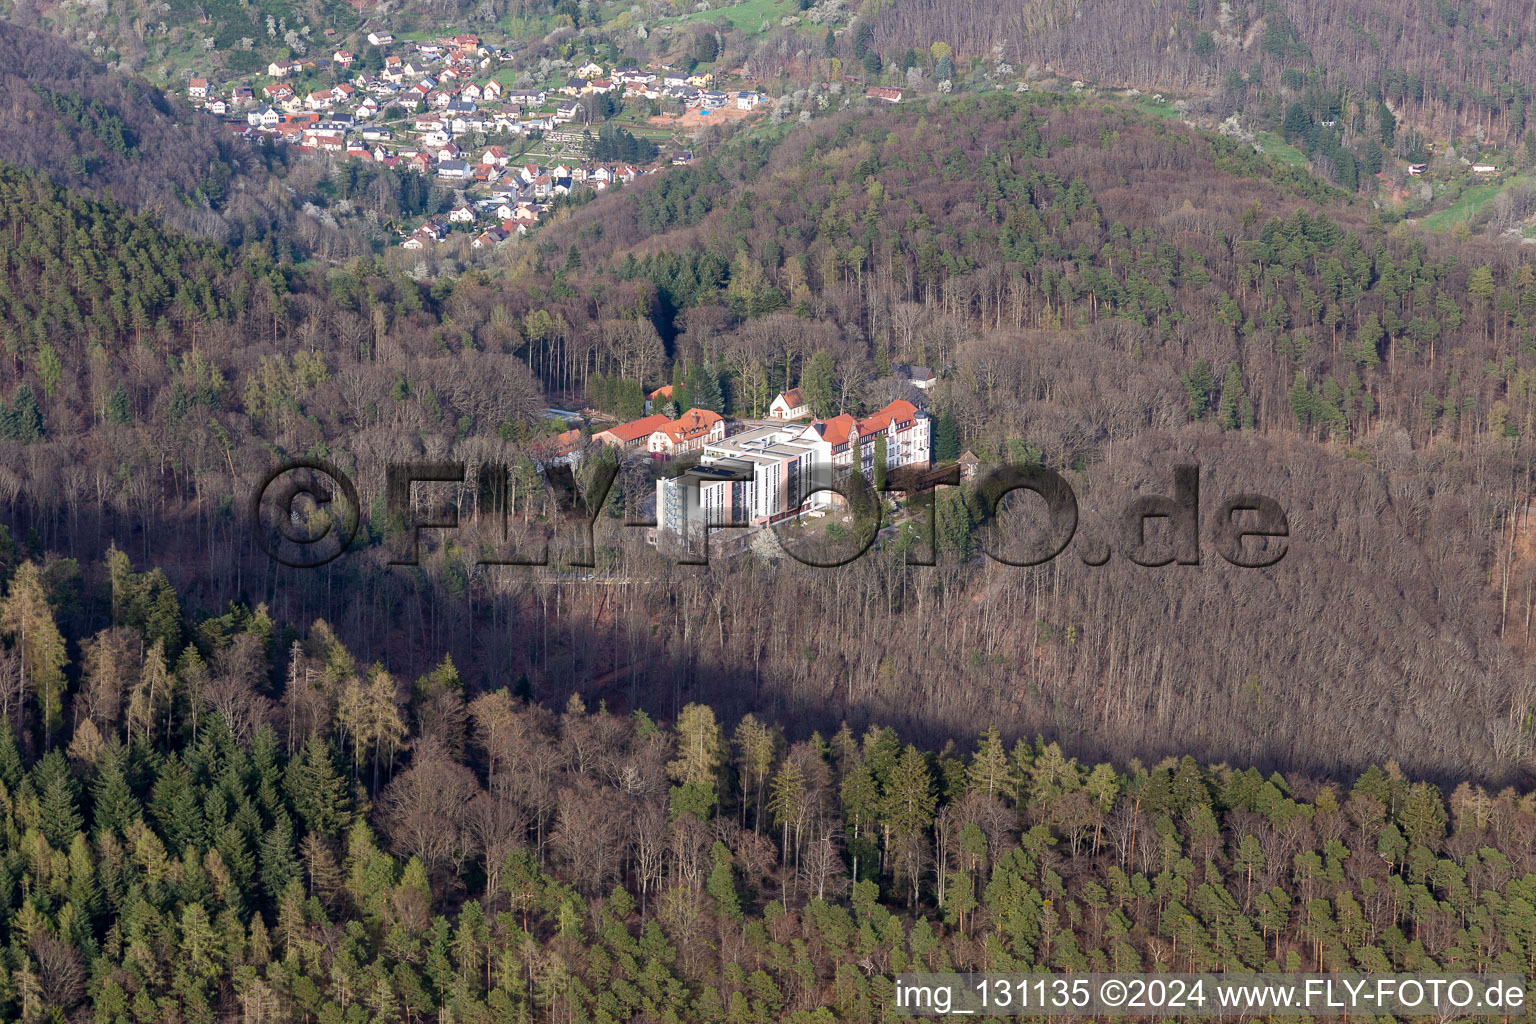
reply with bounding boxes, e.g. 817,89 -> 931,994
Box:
769,388 -> 809,420
903,366 -> 937,391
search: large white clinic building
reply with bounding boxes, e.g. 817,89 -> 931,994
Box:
656,400 -> 931,541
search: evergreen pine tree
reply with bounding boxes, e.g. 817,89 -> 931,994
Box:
688,363 -> 723,413
34,750 -> 83,847
934,411 -> 961,461
284,734 -> 352,841
259,812 -> 302,904
1217,363 -> 1247,430
705,842 -> 742,921
91,739 -> 143,838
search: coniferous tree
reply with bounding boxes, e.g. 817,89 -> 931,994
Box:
34,749 -> 82,847
934,410 -> 961,461
285,734 -> 352,841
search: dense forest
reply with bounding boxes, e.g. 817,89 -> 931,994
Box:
0,12 -> 1534,1019
0,23 -> 288,240
868,0 -> 1536,150
0,554 -> 1533,1022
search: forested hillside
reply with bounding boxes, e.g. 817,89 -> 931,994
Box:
0,556 -> 1531,1022
0,14 -> 1533,1018
0,21 -> 308,242
0,91 -> 1533,782
870,0 -> 1536,149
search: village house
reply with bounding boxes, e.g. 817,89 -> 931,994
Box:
188,77 -> 210,100
367,31 -> 394,46
533,428 -> 584,469
506,88 -> 546,106
473,226 -> 508,249
901,365 -> 937,390
303,136 -> 346,155
593,413 -> 673,450
647,409 -> 727,459
333,50 -> 355,67
769,388 -> 809,420
957,450 -> 981,481
866,86 -> 904,104
448,204 -> 476,224
646,385 -> 674,413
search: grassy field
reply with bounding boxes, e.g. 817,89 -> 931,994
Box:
670,0 -> 799,31
1131,95 -> 1180,120
1255,131 -> 1309,168
1419,175 -> 1530,232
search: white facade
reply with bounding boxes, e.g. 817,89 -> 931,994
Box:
769,389 -> 808,420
